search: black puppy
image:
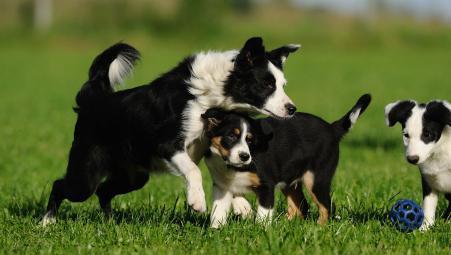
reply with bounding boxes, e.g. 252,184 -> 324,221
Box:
203,94 -> 371,228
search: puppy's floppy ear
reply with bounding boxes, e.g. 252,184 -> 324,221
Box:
236,37 -> 265,69
385,100 -> 416,127
250,119 -> 273,151
267,44 -> 301,67
201,108 -> 226,132
424,101 -> 451,126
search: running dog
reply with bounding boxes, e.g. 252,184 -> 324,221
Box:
42,37 -> 300,225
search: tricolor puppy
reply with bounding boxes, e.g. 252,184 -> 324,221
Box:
385,100 -> 451,230
42,37 -> 301,225
203,94 -> 371,228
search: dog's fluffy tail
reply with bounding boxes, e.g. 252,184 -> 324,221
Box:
75,43 -> 140,110
331,94 -> 371,139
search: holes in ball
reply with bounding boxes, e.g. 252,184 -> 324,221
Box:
403,204 -> 411,210
399,211 -> 405,218
407,212 -> 415,221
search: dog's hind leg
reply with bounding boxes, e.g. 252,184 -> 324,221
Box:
96,170 -> 149,216
302,170 -> 333,225
282,184 -> 309,220
42,145 -> 109,226
444,193 -> 451,220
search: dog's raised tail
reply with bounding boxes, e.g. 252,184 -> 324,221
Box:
75,43 -> 140,110
331,94 -> 371,139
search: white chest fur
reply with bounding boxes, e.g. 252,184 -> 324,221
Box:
206,155 -> 256,195
421,169 -> 451,193
420,135 -> 451,193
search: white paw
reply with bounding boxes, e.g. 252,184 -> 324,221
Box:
419,222 -> 433,232
187,185 -> 206,213
41,212 -> 56,227
256,206 -> 273,225
232,197 -> 252,218
210,217 -> 226,229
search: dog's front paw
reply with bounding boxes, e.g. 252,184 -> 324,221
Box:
41,212 -> 56,227
232,196 -> 252,218
187,185 -> 206,213
210,217 -> 226,229
419,222 -> 433,232
256,206 -> 273,226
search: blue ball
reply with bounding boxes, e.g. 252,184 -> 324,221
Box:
389,199 -> 424,232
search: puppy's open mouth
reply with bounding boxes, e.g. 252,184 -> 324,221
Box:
226,162 -> 254,171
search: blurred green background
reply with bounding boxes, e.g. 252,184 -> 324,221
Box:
1,1 -> 450,254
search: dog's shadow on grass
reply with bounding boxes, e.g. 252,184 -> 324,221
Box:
337,205 -> 390,226
6,196 -> 209,228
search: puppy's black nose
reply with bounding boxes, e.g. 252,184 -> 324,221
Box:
407,155 -> 419,164
239,152 -> 250,162
285,103 -> 297,116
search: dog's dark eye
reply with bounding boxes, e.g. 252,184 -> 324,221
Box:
227,133 -> 237,141
403,133 -> 410,139
423,131 -> 432,139
245,137 -> 252,144
264,80 -> 275,89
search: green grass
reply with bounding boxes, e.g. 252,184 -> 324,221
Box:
1,37 -> 451,254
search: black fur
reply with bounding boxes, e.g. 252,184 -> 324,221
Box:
44,37 -> 300,221
386,100 -> 416,127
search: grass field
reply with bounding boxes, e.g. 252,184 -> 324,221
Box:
0,35 -> 451,254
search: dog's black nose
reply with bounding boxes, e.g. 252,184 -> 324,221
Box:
239,152 -> 250,162
407,155 -> 419,164
285,103 -> 297,116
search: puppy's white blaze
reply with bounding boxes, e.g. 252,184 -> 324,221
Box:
228,121 -> 251,165
404,106 -> 435,163
349,108 -> 361,128
108,54 -> 134,87
263,62 -> 292,117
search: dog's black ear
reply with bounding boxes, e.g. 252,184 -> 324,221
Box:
201,108 -> 226,132
385,100 -> 416,127
236,37 -> 265,69
267,44 -> 301,68
424,101 -> 451,126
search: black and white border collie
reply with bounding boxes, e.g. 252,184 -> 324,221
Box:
202,94 -> 371,228
42,37 -> 301,225
385,100 -> 451,230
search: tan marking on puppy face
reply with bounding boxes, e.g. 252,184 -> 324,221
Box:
233,128 -> 241,136
282,185 -> 306,220
211,136 -> 230,157
248,172 -> 261,188
302,171 -> 329,225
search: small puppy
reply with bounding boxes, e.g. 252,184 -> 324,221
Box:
203,94 -> 371,228
385,100 -> 451,230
